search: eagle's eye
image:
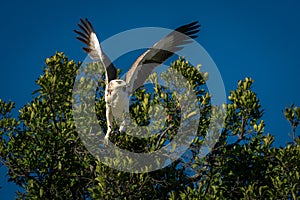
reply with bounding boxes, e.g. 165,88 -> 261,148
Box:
116,81 -> 122,84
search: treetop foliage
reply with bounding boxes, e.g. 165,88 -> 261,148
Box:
0,52 -> 299,199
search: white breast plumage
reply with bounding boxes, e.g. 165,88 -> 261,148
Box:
105,80 -> 129,119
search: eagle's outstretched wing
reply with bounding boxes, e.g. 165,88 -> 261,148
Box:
74,18 -> 117,83
125,21 -> 200,93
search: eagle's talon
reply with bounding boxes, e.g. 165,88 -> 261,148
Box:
104,135 -> 109,144
119,125 -> 126,133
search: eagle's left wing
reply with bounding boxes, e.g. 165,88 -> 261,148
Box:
74,18 -> 117,83
125,21 -> 200,93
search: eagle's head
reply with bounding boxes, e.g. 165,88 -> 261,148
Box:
108,79 -> 127,92
106,79 -> 128,104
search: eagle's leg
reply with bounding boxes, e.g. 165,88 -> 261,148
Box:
119,99 -> 130,133
119,114 -> 129,133
104,105 -> 113,143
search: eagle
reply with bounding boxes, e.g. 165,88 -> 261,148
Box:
74,18 -> 200,143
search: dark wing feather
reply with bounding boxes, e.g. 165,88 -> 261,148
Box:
74,18 -> 117,83
125,21 -> 200,93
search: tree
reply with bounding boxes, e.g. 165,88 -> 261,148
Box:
171,78 -> 300,199
1,52 -> 299,199
0,53 -> 96,199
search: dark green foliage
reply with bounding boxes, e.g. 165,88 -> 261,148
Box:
284,104 -> 300,144
1,53 -> 96,199
171,78 -> 300,200
1,52 -> 299,199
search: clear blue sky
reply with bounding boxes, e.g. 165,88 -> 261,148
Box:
1,0 -> 300,198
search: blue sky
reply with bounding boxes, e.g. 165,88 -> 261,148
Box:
1,0 -> 300,198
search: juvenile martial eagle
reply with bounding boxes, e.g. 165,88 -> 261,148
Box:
75,18 -> 200,143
